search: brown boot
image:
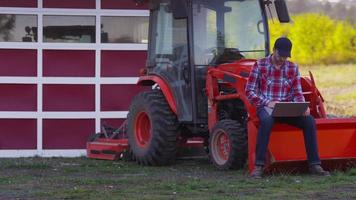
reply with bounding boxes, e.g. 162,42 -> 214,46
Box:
250,165 -> 264,179
309,165 -> 330,176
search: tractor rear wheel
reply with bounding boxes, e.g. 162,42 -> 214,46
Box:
209,119 -> 247,170
127,90 -> 179,165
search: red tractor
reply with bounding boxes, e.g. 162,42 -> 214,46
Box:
88,0 -> 356,172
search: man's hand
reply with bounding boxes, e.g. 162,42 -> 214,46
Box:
267,101 -> 279,108
304,107 -> 310,116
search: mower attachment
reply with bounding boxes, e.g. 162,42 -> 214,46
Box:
87,121 -> 206,161
248,117 -> 356,172
87,122 -> 129,161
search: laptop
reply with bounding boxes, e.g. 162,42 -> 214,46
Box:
269,102 -> 310,117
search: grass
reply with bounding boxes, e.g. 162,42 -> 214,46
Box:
299,64 -> 356,116
0,157 -> 355,199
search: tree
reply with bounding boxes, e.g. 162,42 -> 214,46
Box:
0,15 -> 15,41
269,13 -> 356,65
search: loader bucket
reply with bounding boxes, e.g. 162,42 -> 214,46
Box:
248,118 -> 356,173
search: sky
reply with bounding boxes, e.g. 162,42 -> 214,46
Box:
317,0 -> 338,2
317,0 -> 356,5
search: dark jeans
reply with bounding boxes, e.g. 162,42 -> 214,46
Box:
255,107 -> 321,166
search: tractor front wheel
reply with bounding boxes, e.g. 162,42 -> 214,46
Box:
209,119 -> 247,170
127,90 -> 179,165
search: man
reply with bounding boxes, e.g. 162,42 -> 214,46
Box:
245,37 -> 330,178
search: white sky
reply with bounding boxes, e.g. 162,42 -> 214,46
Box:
318,0 -> 341,2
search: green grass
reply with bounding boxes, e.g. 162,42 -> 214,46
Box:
299,64 -> 356,116
0,157 -> 355,199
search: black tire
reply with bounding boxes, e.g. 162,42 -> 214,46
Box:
121,149 -> 134,161
209,119 -> 247,170
127,90 -> 179,166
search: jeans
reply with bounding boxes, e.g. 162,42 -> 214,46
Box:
255,107 -> 321,166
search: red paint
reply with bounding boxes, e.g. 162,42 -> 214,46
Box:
0,84 -> 37,111
134,111 -> 151,148
0,49 -> 37,76
43,119 -> 95,149
206,61 -> 256,130
101,119 -> 125,128
87,138 -> 128,160
247,121 -> 258,172
101,50 -> 147,77
43,50 -> 95,77
101,0 -> 148,9
43,84 -> 95,111
0,119 -> 37,149
43,0 -> 95,9
217,131 -> 230,161
0,0 -> 37,7
100,84 -> 148,111
138,76 -> 177,114
248,118 -> 356,172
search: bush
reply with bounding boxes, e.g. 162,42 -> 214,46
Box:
269,13 -> 356,65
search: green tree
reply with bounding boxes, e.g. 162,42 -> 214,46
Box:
288,14 -> 334,65
269,13 -> 356,65
331,21 -> 356,63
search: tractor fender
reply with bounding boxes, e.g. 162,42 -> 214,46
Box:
137,75 -> 177,115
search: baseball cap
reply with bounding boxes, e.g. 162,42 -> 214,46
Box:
274,37 -> 292,57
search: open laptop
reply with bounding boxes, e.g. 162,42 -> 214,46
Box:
269,102 -> 310,117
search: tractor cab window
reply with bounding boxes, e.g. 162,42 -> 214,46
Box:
193,0 -> 266,66
148,2 -> 189,74
148,1 -> 192,121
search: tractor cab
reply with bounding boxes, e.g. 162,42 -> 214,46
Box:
144,0 -> 289,124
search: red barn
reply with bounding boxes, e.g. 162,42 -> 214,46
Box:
0,0 -> 148,157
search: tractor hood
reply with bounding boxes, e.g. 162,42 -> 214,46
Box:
215,59 -> 257,78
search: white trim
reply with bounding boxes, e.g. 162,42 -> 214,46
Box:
0,43 -> 148,50
41,112 -> 98,119
0,8 -> 149,16
0,77 -> 138,84
0,111 -> 128,119
100,111 -> 128,118
95,14 -> 101,131
37,15 -> 43,149
96,0 -> 100,10
41,150 -> 87,157
0,77 -> 38,84
0,112 -> 38,119
0,150 -> 38,157
94,9 -> 102,132
41,43 -> 148,50
0,150 -> 86,157
38,0 -> 43,9
42,77 -> 97,84
37,116 -> 43,150
0,43 -> 39,49
100,77 -> 138,84
99,44 -> 148,50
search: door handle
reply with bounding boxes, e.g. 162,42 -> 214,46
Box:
183,64 -> 190,84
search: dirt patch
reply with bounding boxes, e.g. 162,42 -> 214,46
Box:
309,185 -> 356,200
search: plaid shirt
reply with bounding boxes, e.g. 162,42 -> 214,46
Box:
245,55 -> 305,107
